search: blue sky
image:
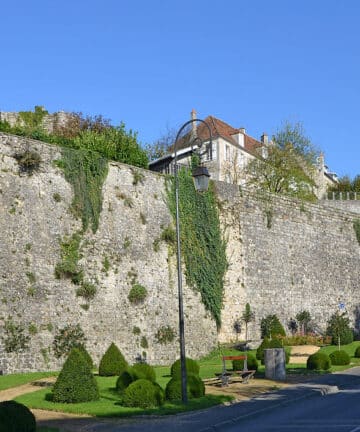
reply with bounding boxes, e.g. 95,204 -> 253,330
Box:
1,0 -> 359,178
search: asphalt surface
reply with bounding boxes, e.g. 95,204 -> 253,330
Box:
37,367 -> 360,432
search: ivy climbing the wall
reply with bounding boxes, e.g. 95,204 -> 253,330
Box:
166,169 -> 227,327
57,147 -> 109,233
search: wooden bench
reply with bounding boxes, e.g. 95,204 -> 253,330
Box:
215,355 -> 256,386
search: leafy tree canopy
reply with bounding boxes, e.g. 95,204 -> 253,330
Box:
246,122 -> 320,201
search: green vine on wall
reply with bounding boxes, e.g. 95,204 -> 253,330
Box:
166,169 -> 228,327
57,147 -> 109,233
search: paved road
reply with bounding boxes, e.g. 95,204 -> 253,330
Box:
37,367 -> 360,432
207,368 -> 360,432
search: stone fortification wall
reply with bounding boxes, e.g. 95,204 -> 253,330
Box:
0,132 -> 360,373
0,133 -> 216,373
321,199 -> 360,215
216,183 -> 360,342
0,110 -> 71,134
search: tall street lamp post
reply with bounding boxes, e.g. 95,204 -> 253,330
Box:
173,119 -> 212,403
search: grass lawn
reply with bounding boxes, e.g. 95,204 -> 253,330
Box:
0,371 -> 57,391
10,341 -> 360,419
15,375 -> 232,417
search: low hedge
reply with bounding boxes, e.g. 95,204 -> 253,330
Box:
233,353 -> 258,372
116,363 -> 156,393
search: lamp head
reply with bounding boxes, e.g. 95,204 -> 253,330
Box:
192,166 -> 210,192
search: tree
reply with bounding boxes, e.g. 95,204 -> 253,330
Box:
245,122 -> 319,201
144,126 -> 178,161
242,303 -> 255,341
326,311 -> 353,349
296,310 -> 312,335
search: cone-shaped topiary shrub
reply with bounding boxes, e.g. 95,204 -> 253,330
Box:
165,373 -> 205,401
116,370 -> 134,393
260,314 -> 286,338
77,345 -> 94,370
329,350 -> 351,365
307,352 -> 331,371
123,379 -> 164,408
52,348 -> 99,403
131,363 -> 156,382
170,357 -> 200,378
233,353 -> 258,372
0,400 -> 36,432
99,342 -> 128,376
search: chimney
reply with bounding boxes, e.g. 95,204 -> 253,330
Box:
261,133 -> 269,145
191,109 -> 197,137
239,127 -> 246,134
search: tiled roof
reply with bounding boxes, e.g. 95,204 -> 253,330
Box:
173,115 -> 262,155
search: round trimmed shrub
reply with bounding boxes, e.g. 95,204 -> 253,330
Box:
0,400 -> 36,432
306,352 -> 331,371
329,350 -> 351,365
131,363 -> 156,382
354,345 -> 360,358
123,379 -> 164,408
52,348 -> 99,403
233,353 -> 258,372
165,373 -> 204,401
99,342 -> 128,376
170,357 -> 200,378
116,370 -> 134,392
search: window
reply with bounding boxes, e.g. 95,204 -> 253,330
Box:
225,145 -> 230,161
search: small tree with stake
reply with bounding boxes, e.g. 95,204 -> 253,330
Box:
242,303 -> 255,341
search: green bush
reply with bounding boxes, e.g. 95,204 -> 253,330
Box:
131,363 -> 156,382
232,353 -> 258,372
0,400 -> 36,432
77,345 -> 94,370
165,373 -> 204,401
355,346 -> 360,358
128,283 -> 147,303
256,338 -> 288,364
187,374 -> 205,398
260,315 -> 286,338
99,342 -> 128,376
171,357 -> 200,378
116,370 -> 134,392
123,379 -> 164,408
329,350 -> 351,365
306,352 -> 331,371
52,348 -> 99,403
